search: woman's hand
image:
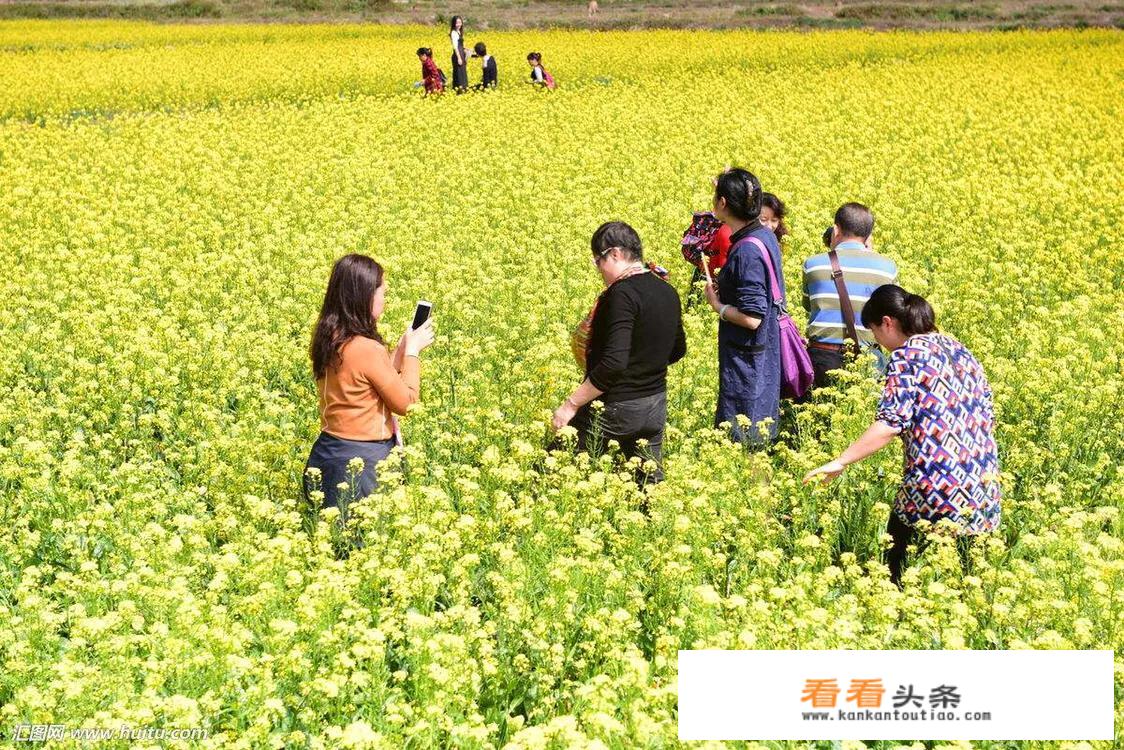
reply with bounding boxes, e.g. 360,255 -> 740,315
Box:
704,281 -> 720,312
403,318 -> 435,357
803,460 -> 845,485
552,398 -> 578,432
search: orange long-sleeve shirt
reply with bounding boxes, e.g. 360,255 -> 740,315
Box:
318,336 -> 420,441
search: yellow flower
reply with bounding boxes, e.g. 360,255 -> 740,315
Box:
340,720 -> 380,748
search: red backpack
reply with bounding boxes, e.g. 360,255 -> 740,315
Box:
542,68 -> 556,89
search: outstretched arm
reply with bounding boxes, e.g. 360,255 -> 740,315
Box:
803,421 -> 899,484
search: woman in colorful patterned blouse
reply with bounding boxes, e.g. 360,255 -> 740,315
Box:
803,285 -> 1000,585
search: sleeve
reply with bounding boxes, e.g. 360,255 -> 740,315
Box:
707,226 -> 731,273
729,245 -> 768,319
669,313 -> 687,365
801,263 -> 811,312
357,339 -> 421,417
587,287 -> 637,391
977,362 -> 995,428
875,351 -> 920,433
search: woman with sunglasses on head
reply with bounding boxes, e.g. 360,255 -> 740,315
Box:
552,222 -> 687,486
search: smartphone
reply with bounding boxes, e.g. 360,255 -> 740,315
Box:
411,300 -> 433,330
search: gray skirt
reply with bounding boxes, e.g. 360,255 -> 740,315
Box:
303,431 -> 395,509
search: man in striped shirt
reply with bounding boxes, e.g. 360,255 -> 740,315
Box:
802,202 -> 899,389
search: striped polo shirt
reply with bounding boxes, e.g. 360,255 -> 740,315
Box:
802,240 -> 899,346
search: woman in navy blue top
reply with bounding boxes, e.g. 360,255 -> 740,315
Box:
704,168 -> 784,446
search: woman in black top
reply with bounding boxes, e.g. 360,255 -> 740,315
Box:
552,222 -> 687,485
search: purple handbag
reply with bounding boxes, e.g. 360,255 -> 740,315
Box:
747,237 -> 814,400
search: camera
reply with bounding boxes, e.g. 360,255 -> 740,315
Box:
822,226 -> 833,248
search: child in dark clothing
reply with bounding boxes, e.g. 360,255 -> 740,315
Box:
473,42 -> 497,89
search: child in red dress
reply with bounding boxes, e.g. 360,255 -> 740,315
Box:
416,48 -> 445,95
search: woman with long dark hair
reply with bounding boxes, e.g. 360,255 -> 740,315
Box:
304,254 -> 435,509
704,168 -> 785,446
449,16 -> 468,93
804,285 -> 1001,586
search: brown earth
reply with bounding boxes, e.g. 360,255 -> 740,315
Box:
1,0 -> 1122,29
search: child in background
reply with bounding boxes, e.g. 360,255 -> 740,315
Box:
526,52 -> 556,89
416,48 -> 444,95
474,42 -> 497,89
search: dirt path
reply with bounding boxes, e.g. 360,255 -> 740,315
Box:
2,0 -> 1122,29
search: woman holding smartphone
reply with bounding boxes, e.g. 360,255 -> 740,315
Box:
304,254 -> 435,509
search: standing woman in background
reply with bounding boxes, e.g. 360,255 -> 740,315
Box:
304,254 -> 435,509
804,285 -> 1001,586
449,16 -> 468,93
704,168 -> 785,447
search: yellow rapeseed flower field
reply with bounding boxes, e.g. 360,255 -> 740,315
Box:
0,19 -> 1122,749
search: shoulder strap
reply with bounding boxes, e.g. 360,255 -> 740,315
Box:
747,236 -> 783,305
828,249 -> 861,354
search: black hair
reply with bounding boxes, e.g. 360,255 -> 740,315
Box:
860,284 -> 937,336
714,168 -> 762,223
474,42 -> 486,56
761,192 -> 788,241
527,51 -> 542,62
590,221 -> 643,263
835,202 -> 874,240
450,15 -> 463,30
417,47 -> 432,57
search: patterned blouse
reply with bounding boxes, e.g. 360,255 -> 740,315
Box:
875,332 -> 1001,533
